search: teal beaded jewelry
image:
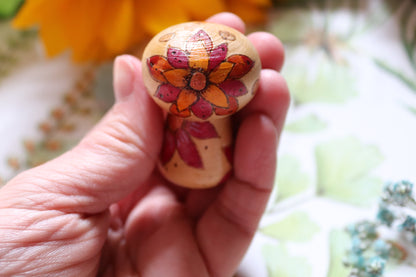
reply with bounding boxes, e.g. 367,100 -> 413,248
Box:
344,180 -> 415,277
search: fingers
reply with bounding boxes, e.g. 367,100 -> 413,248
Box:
248,32 -> 285,71
196,114 -> 278,276
206,12 -> 246,33
0,55 -> 164,214
237,69 -> 290,131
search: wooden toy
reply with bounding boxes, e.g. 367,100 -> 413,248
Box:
142,21 -> 261,188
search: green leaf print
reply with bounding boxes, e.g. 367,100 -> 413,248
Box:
275,155 -> 311,202
284,57 -> 358,105
262,243 -> 312,277
315,136 -> 384,206
285,114 -> 327,133
268,9 -> 313,44
261,211 -> 320,242
326,230 -> 351,277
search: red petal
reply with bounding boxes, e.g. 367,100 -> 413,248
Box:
167,48 -> 189,69
187,29 -> 213,52
208,43 -> 228,71
176,129 -> 203,168
227,55 -> 254,79
214,96 -> 238,116
191,98 -> 213,120
183,121 -> 218,139
160,130 -> 176,165
155,84 -> 181,102
147,56 -> 174,82
219,80 -> 248,97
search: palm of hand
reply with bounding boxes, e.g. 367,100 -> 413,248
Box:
0,13 -> 288,277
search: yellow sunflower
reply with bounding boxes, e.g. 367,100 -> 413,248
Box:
13,0 -> 271,62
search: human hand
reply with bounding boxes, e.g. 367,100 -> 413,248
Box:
0,13 -> 289,277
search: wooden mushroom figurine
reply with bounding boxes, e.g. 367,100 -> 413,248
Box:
142,22 -> 261,189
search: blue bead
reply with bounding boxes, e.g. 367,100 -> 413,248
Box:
351,237 -> 366,254
365,256 -> 386,275
385,180 -> 414,205
373,239 -> 391,259
399,216 -> 416,232
376,203 -> 395,226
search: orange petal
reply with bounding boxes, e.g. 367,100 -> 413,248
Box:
12,0 -> 51,28
188,41 -> 209,71
163,69 -> 189,88
137,0 -> 190,35
177,89 -> 198,111
208,62 -> 234,84
59,0 -> 104,61
36,1 -> 71,57
178,0 -> 225,20
170,104 -> 192,118
100,0 -> 136,54
201,85 -> 229,108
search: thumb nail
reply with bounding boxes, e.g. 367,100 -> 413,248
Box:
114,55 -> 137,102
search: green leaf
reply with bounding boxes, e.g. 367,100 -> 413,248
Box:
268,9 -> 313,44
275,155 -> 311,201
261,211 -> 320,242
262,243 -> 312,277
0,0 -> 23,19
406,104 -> 416,116
285,114 -> 327,133
327,230 -> 351,277
315,136 -> 384,206
284,56 -> 358,105
374,58 -> 416,92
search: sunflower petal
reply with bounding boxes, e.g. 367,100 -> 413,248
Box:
155,84 -> 181,103
227,54 -> 255,79
138,0 -> 189,35
60,0 -> 104,61
219,80 -> 248,97
209,43 -> 228,70
12,0 -> 50,28
209,61 -> 234,84
163,69 -> 189,88
183,121 -> 218,139
167,47 -> 189,69
201,85 -> 229,108
147,56 -> 174,83
100,0 -> 135,54
160,130 -> 176,165
177,89 -> 198,111
178,0 -> 225,20
176,129 -> 203,168
191,98 -> 213,120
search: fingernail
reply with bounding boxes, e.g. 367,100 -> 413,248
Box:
114,55 -> 136,102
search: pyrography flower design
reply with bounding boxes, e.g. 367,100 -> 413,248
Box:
147,29 -> 254,119
161,116 -> 219,168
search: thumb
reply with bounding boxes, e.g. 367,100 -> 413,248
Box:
0,55 -> 163,214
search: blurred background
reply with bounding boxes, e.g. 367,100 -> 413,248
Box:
0,0 -> 415,276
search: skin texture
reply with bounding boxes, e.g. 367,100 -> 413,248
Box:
0,13 -> 289,277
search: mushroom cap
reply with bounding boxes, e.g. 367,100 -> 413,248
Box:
142,21 -> 261,121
